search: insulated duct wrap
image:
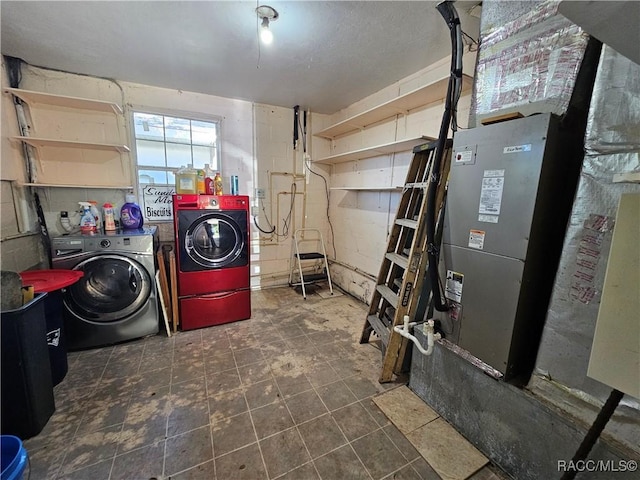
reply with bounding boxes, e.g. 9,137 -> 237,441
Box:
534,45 -> 640,414
474,0 -> 589,118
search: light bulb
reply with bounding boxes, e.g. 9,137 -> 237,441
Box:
260,25 -> 273,44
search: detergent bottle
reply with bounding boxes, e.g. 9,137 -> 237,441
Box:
103,203 -> 116,231
78,202 -> 97,234
175,166 -> 197,194
120,194 -> 144,229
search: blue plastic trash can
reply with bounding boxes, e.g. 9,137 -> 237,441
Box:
0,435 -> 28,480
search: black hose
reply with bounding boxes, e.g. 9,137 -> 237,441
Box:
427,1 -> 463,312
34,192 -> 53,269
560,389 -> 624,480
293,105 -> 299,149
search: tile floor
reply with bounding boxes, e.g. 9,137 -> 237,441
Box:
25,286 -> 506,480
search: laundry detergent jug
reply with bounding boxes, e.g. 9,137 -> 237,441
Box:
120,194 -> 144,229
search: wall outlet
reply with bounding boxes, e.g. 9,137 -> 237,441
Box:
255,188 -> 266,199
251,206 -> 260,216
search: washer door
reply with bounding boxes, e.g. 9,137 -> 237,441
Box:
180,210 -> 248,271
64,254 -> 151,322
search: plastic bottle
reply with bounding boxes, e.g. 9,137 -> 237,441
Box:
196,169 -> 206,194
204,163 -> 215,195
205,176 -> 214,195
120,194 -> 144,229
78,202 -> 97,234
88,201 -> 102,232
230,175 -> 239,195
103,203 -> 116,231
175,166 -> 197,194
214,172 -> 223,195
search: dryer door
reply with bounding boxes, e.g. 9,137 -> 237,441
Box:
179,210 -> 248,271
64,254 -> 151,322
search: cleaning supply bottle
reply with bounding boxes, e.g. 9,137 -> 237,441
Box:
78,202 -> 97,234
214,172 -> 223,195
205,176 -> 214,195
196,169 -> 206,194
88,201 -> 102,232
175,166 -> 197,194
120,194 -> 144,229
103,202 -> 116,231
204,164 -> 215,194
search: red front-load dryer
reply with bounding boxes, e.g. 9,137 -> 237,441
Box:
173,194 -> 251,330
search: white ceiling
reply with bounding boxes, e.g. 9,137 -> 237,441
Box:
0,1 -> 481,114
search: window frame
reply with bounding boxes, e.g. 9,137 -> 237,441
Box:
129,106 -> 223,193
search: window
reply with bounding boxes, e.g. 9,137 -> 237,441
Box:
133,112 -> 220,188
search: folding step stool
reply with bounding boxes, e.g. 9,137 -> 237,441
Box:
289,228 -> 333,299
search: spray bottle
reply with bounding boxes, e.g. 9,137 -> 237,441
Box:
88,201 -> 102,232
78,202 -> 97,234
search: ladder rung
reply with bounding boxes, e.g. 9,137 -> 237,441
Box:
385,252 -> 408,270
361,141 -> 451,382
296,252 -> 325,260
404,182 -> 429,189
290,274 -> 328,287
366,315 -> 390,346
395,218 -> 417,229
376,284 -> 399,309
301,273 -> 328,282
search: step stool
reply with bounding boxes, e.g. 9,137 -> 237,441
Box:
288,228 -> 333,299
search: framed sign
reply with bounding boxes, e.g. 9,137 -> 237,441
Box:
142,185 -> 175,222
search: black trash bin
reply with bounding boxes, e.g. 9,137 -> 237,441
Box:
1,293 -> 55,439
19,270 -> 83,386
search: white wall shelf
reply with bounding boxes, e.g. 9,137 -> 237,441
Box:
330,186 -> 402,191
4,87 -> 123,114
14,136 -> 130,153
6,87 -> 131,188
314,137 -> 432,165
22,183 -> 133,189
315,74 -> 473,139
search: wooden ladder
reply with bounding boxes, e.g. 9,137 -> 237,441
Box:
360,139 -> 452,383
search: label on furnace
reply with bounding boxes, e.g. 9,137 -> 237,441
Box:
445,270 -> 464,303
479,169 -> 505,215
468,230 -> 486,250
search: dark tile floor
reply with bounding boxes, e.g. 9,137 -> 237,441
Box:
24,286 -> 504,480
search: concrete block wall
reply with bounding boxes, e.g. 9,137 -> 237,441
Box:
311,52 -> 475,302
251,104 -> 330,289
0,180 -> 46,272
1,62 -> 331,290
1,60 -> 48,272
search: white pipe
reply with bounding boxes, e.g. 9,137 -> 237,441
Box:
393,315 -> 441,356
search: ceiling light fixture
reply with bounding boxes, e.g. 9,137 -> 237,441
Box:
256,5 -> 278,45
